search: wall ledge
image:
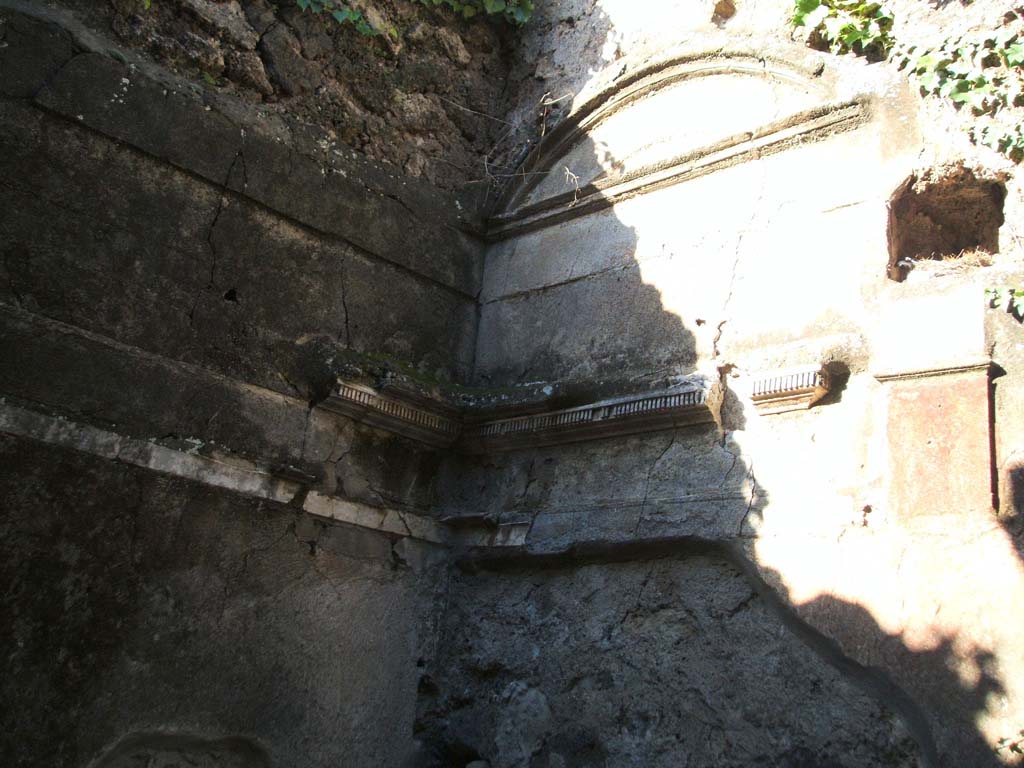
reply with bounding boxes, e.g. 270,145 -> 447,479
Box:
750,365 -> 832,414
324,374 -> 724,452
873,359 -> 991,382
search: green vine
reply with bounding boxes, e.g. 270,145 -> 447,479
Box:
416,0 -> 533,24
894,30 -> 1024,160
296,0 -> 533,36
792,0 -> 894,60
986,286 -> 1024,321
297,0 -> 381,35
792,2 -> 1024,161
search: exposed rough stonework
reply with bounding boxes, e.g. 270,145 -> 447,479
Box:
0,2 -> 482,513
51,0 -> 511,191
415,552 -> 922,768
888,164 -> 1007,280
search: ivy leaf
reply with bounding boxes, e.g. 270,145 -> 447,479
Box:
989,287 -> 1011,309
1004,42 -> 1024,67
1012,290 -> 1024,320
822,16 -> 849,44
793,0 -> 821,25
949,88 -> 973,104
802,5 -> 829,29
945,59 -> 979,78
914,52 -> 946,74
993,29 -> 1017,47
917,69 -> 942,93
938,77 -> 965,98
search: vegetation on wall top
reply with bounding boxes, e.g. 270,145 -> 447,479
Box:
793,0 -> 1024,161
792,0 -> 893,60
297,0 -> 534,36
297,0 -> 380,34
894,29 -> 1024,159
416,0 -> 534,24
986,286 -> 1024,321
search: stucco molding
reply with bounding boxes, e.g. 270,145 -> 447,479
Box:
324,375 -> 723,451
749,365 -> 832,414
497,49 -> 834,212
322,381 -> 462,447
0,401 -> 528,548
486,43 -> 871,240
488,100 -> 868,240
872,359 -> 991,382
462,379 -> 722,452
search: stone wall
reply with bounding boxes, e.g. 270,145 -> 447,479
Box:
454,1 -> 1024,764
1,8 -> 477,764
4,0 -> 1024,766
1,4 -> 484,510
417,550 -> 921,767
0,434 -> 447,768
51,0 -> 511,192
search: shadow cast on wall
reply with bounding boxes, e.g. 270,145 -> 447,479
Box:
0,5 -> 1015,766
421,36 -> 1010,768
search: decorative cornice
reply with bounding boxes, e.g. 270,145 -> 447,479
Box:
495,50 -> 833,217
323,376 -> 723,451
322,381 -> 462,448
873,359 -> 991,382
750,365 -> 831,414
487,101 -> 866,241
325,366 -> 842,445
462,381 -> 722,452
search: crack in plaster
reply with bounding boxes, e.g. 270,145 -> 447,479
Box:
714,162 -> 768,359
736,461 -> 759,538
190,150 -> 244,326
338,262 -> 353,347
482,262 -> 633,306
634,434 -> 676,536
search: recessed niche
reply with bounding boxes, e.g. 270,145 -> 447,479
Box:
712,0 -> 737,26
887,167 -> 1006,281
